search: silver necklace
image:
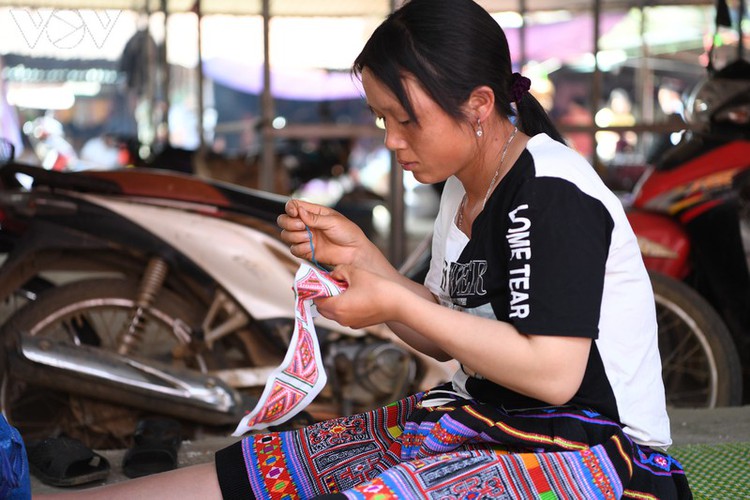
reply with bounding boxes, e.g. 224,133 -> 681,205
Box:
457,125 -> 518,231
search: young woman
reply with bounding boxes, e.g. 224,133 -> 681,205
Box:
38,0 -> 691,498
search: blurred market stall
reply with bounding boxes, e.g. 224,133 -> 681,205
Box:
0,0 -> 732,263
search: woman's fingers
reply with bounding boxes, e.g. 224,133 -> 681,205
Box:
289,241 -> 313,259
279,200 -> 336,233
277,214 -> 305,232
284,199 -> 299,217
286,199 -> 332,218
297,204 -> 339,232
279,224 -> 311,244
329,264 -> 352,283
278,199 -> 365,268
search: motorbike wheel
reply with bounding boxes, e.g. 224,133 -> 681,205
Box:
652,272 -> 743,408
0,276 -> 55,325
0,278 -> 224,449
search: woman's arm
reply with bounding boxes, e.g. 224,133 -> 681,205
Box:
317,265 -> 591,405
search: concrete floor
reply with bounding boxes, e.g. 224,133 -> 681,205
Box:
30,405 -> 750,496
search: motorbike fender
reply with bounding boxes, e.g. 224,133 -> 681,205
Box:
81,194 -> 363,336
627,209 -> 691,280
0,221 -> 110,303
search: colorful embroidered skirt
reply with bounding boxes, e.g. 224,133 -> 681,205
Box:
215,388 -> 692,499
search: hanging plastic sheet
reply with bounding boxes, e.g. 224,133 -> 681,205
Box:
0,414 -> 30,500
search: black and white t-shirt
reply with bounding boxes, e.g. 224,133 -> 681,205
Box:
424,133 -> 671,448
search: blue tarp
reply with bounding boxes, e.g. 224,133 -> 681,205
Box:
0,414 -> 30,500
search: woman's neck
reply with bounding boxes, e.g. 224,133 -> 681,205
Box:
461,122 -> 521,203
455,121 -> 526,235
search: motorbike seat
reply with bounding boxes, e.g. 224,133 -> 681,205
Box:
0,163 -> 287,225
654,134 -> 727,171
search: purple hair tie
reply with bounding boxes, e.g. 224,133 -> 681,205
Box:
511,72 -> 531,103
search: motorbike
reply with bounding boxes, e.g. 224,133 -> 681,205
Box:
0,160 -> 454,449
625,57 -> 750,409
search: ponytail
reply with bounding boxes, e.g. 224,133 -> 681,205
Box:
511,73 -> 566,145
516,92 -> 566,145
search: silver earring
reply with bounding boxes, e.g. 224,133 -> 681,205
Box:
476,119 -> 483,137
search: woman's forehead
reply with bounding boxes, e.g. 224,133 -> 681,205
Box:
362,68 -> 425,113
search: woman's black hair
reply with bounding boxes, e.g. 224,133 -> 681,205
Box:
352,0 -> 565,144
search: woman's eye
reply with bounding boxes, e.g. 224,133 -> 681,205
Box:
374,116 -> 410,128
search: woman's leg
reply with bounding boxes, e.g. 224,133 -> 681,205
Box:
33,462 -> 222,500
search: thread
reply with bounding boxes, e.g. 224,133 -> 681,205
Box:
306,225 -> 328,271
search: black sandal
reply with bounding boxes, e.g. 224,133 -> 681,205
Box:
122,417 -> 182,478
26,436 -> 110,487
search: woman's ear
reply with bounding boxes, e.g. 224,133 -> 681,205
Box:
467,85 -> 496,123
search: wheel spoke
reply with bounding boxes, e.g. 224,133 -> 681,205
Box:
0,279 -> 227,449
656,299 -> 716,408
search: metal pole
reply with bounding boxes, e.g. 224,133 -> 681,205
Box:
519,0 -> 527,68
196,0 -> 205,152
591,0 -> 603,174
739,0 -> 746,59
638,2 -> 655,145
388,0 -> 405,266
388,145 -> 406,265
142,0 -> 154,152
161,0 -> 170,146
260,0 -> 276,192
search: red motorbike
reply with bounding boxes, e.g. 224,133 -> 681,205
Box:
626,53 -> 750,408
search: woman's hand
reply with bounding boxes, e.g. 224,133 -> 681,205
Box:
277,199 -> 369,268
314,265 -> 402,329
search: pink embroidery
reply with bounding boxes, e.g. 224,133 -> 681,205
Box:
232,263 -> 347,435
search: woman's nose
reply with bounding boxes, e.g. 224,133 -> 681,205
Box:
383,127 -> 406,151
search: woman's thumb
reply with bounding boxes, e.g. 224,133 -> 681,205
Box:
298,205 -> 324,229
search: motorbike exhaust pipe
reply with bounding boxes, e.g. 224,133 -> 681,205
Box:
8,335 -> 251,426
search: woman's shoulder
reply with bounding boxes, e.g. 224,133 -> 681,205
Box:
524,133 -> 619,205
526,133 -> 590,169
